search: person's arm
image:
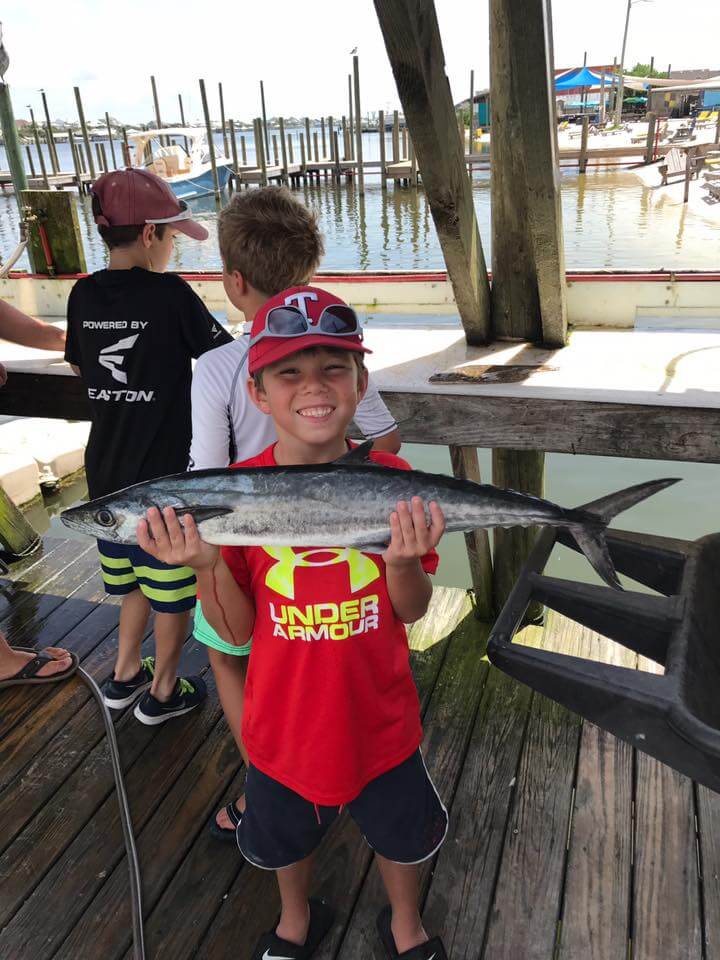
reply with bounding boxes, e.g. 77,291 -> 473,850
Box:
189,352 -> 232,469
137,506 -> 255,648
0,300 -> 65,351
383,497 -> 445,623
354,376 -> 401,453
177,281 -> 233,358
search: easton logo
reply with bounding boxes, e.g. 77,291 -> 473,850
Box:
98,334 -> 138,384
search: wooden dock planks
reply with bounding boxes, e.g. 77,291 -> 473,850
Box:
0,539 -> 718,959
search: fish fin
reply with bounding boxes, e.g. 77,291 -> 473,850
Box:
334,439 -> 374,464
353,543 -> 388,555
569,478 -> 680,590
185,506 -> 234,524
577,478 -> 681,522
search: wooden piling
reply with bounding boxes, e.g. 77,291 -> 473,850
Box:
29,109 -> 50,189
178,94 -> 190,154
341,116 -> 349,160
492,449 -> 545,620
353,55 -> 365,195
260,80 -> 270,155
348,74 -> 355,160
287,133 -> 294,165
121,127 -> 131,167
392,110 -> 400,162
328,116 -> 335,161
320,117 -> 327,159
401,126 -> 408,158
255,118 -> 268,186
104,112 -> 117,169
40,90 -> 60,174
449,446 -> 493,620
21,188 -> 87,274
333,130 -> 341,180
74,86 -> 96,179
218,82 -> 229,157
374,0 -> 491,344
683,147 -> 694,204
272,134 -> 279,167
489,0 -> 567,346
715,110 -> 720,146
313,130 -> 319,164
240,135 -> 247,165
409,135 -> 418,186
578,115 -> 589,173
279,118 -> 288,182
228,119 -> 240,188
378,109 -> 387,188
599,70 -> 606,123
94,142 -> 104,174
468,68 -> 474,182
150,75 -> 165,145
100,142 -> 110,174
644,112 -> 657,163
24,144 -> 36,178
67,130 -> 83,192
299,132 -> 307,178
199,78 -> 221,200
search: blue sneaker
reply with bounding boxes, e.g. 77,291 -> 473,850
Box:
133,675 -> 207,725
103,656 -> 155,709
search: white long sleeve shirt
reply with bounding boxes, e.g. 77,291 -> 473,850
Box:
189,335 -> 398,470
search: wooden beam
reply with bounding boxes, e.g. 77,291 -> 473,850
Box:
373,0 -> 491,345
449,445 -> 493,620
489,0 -> 567,346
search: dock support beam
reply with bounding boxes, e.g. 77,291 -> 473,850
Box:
489,0 -> 567,346
199,78 -> 221,201
374,0 -> 491,345
353,55 -> 365,195
74,86 -> 96,179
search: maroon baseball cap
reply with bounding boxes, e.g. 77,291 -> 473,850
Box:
248,286 -> 371,375
91,168 -> 208,240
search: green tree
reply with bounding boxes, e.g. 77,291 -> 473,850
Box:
627,62 -> 669,79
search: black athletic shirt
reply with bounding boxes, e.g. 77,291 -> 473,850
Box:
65,268 -> 233,498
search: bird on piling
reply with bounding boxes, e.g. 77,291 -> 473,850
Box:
349,47 -> 358,55
0,24 -> 9,83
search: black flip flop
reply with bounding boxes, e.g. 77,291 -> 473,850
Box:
251,897 -> 335,960
0,646 -> 79,691
209,799 -> 244,841
376,905 -> 449,960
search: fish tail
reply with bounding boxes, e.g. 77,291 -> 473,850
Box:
568,478 -> 681,590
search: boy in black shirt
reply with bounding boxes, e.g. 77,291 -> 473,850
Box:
65,168 -> 232,723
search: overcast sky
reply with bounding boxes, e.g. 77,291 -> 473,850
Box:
4,0 -> 719,124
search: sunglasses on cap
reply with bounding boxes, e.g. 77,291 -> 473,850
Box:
248,303 -> 363,349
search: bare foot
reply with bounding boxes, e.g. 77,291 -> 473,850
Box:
0,646 -> 73,682
215,794 -> 246,831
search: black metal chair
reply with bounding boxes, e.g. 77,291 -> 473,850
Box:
487,524 -> 720,792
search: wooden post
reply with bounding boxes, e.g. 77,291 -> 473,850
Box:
74,86 -> 96,178
348,75 -> 355,160
218,82 -> 229,157
39,90 -> 60,173
468,68 -> 474,182
68,130 -> 83,192
392,109 -> 400,162
25,144 -> 36,178
299,132 -> 307,177
272,134 -> 279,167
492,449 -> 545,620
199,78 -> 221,200
715,110 -> 720,145
333,130 -> 341,180
21,189 -> 87,274
76,137 -> 88,176
378,108 -> 387,188
489,0 -> 567,346
321,117 -> 327,158
312,130 -> 319,163
178,94 -> 190,155
121,126 -> 131,166
449,446 -> 493,620
644,112 -> 657,163
0,484 -> 40,559
402,126 -> 408,158
256,118 -> 268,186
260,80 -> 270,155
279,117 -> 288,182
150,75 -> 165,145
94,142 -> 104,173
240,135 -> 247,165
328,116 -> 335,160
104,112 -> 117,169
229,119 -> 240,188
287,133 -> 294,164
578,115 -> 589,173
341,116 -> 349,160
0,80 -> 26,185
374,0 -> 492,344
29,108 -> 50,189
599,70 -> 606,124
408,135 -> 418,186
683,147 -> 694,204
100,142 -> 110,173
353,55 -> 365,195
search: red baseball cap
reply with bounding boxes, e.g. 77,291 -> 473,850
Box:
91,168 -> 208,240
248,286 -> 371,375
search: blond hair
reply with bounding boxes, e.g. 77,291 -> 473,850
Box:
218,186 -> 324,295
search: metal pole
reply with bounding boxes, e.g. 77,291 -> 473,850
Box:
40,89 -> 59,173
260,80 -> 270,155
198,78 -> 220,200
74,86 -> 96,178
353,55 -> 364,195
0,83 -> 28,216
105,111 -> 117,169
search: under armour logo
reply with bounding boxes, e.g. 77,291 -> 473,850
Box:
284,290 -> 318,321
263,546 -> 380,600
98,334 -> 138,384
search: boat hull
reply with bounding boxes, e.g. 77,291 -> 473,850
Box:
167,162 -> 233,200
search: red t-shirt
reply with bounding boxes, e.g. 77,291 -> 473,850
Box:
221,443 -> 439,805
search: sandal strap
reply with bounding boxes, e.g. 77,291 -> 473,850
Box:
14,653 -> 54,680
226,800 -> 243,828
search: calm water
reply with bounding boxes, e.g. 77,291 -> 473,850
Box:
4,131 -> 720,589
2,130 -> 719,273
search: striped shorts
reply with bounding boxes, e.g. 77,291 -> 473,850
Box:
97,540 -> 197,613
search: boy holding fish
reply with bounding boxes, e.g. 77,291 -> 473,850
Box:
137,286 -> 450,960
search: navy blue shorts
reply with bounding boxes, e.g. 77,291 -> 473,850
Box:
97,540 -> 197,613
237,749 -> 448,870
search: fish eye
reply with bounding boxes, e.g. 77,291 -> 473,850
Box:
95,509 -> 116,528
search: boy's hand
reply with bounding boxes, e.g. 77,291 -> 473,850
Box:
383,497 -> 445,568
137,506 -> 219,571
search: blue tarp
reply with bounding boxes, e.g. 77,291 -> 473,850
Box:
555,67 -> 614,90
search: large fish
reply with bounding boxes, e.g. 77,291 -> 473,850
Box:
61,441 -> 679,589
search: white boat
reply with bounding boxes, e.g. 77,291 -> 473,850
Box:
128,127 -> 233,200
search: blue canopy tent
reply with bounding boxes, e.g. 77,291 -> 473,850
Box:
555,66 -> 621,119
